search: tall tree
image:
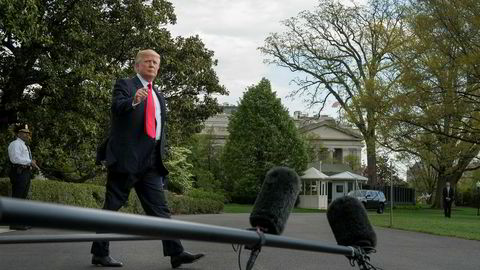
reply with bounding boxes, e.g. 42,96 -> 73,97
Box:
380,0 -> 480,207
375,152 -> 402,185
0,0 -> 226,180
223,78 -> 309,203
406,160 -> 438,203
260,0 -> 405,185
188,128 -> 223,191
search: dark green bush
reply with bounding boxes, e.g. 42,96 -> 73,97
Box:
0,178 -> 223,215
186,188 -> 225,203
393,204 -> 424,210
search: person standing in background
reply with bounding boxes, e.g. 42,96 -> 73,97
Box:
442,181 -> 454,218
7,124 -> 39,230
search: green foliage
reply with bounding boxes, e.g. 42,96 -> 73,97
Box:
167,193 -> 224,214
406,161 -> 437,202
379,0 -> 480,208
260,0 -> 406,185
343,154 -> 362,172
0,178 -> 223,214
456,171 -> 480,206
375,153 -> 402,185
0,0 -> 226,181
185,188 -> 225,203
223,78 -> 309,203
165,146 -> 194,194
188,130 -> 224,192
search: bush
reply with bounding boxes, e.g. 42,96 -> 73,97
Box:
168,193 -> 224,214
186,188 -> 225,203
0,178 -> 223,215
393,204 -> 424,210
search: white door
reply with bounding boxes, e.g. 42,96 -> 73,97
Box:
333,183 -> 345,200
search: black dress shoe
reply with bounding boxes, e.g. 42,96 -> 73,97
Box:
170,251 -> 205,269
91,255 -> 123,267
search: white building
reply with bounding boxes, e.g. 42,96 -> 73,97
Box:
201,106 -> 363,165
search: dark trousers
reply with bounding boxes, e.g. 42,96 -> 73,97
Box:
91,154 -> 183,257
444,200 -> 452,217
9,167 -> 32,199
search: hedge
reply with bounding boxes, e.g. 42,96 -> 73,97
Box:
0,178 -> 223,215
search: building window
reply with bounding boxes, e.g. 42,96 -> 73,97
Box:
348,182 -> 353,192
333,148 -> 343,163
336,185 -> 344,193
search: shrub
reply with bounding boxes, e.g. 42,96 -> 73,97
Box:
168,193 -> 224,214
0,179 -> 223,215
186,188 -> 225,203
393,204 -> 424,210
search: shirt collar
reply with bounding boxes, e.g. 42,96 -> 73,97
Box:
16,137 -> 26,144
136,74 -> 152,88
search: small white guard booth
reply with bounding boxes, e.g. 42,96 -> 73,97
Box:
299,167 -> 329,209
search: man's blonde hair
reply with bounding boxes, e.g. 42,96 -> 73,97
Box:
135,49 -> 160,65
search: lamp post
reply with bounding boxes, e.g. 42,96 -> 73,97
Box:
476,181 -> 480,216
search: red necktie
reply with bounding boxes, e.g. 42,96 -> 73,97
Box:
144,83 -> 156,139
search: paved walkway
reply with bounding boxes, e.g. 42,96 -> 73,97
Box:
1,213 -> 479,270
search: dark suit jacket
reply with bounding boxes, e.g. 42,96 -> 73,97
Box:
442,187 -> 454,203
97,76 -> 168,175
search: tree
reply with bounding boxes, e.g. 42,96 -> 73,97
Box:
164,146 -> 194,194
344,154 -> 362,173
188,128 -> 224,191
223,78 -> 309,203
260,0 -> 405,185
375,152 -> 402,185
406,160 -> 438,203
0,0 -> 226,180
379,0 -> 480,207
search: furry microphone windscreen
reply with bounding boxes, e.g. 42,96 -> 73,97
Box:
327,196 -> 377,248
249,167 -> 301,235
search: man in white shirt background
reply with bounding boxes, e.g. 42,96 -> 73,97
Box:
7,124 -> 39,230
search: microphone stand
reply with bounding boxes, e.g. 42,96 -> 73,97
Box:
349,246 -> 378,270
245,227 -> 266,270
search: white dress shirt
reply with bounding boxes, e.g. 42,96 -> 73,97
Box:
136,74 -> 161,140
8,137 -> 32,165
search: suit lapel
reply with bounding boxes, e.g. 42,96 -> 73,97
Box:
132,76 -> 143,96
153,86 -> 167,127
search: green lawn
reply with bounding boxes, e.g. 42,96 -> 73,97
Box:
368,207 -> 480,241
224,204 -> 480,241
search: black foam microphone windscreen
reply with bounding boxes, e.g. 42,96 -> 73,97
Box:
249,166 -> 301,235
327,196 -> 377,248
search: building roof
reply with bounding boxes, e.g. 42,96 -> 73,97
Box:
301,167 -> 329,180
317,163 -> 354,176
329,171 -> 368,181
298,121 -> 363,140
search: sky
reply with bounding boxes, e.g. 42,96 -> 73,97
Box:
168,0 -> 339,118
167,0 -> 409,178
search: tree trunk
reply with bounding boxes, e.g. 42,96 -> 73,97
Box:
365,136 -> 378,186
432,175 -> 445,209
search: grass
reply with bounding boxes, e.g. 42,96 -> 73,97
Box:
224,203 -> 480,241
367,206 -> 480,241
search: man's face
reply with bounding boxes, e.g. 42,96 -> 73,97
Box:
446,182 -> 450,188
18,131 -> 31,143
135,54 -> 160,81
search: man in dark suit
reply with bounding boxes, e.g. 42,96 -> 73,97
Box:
442,181 -> 454,218
91,49 -> 204,268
